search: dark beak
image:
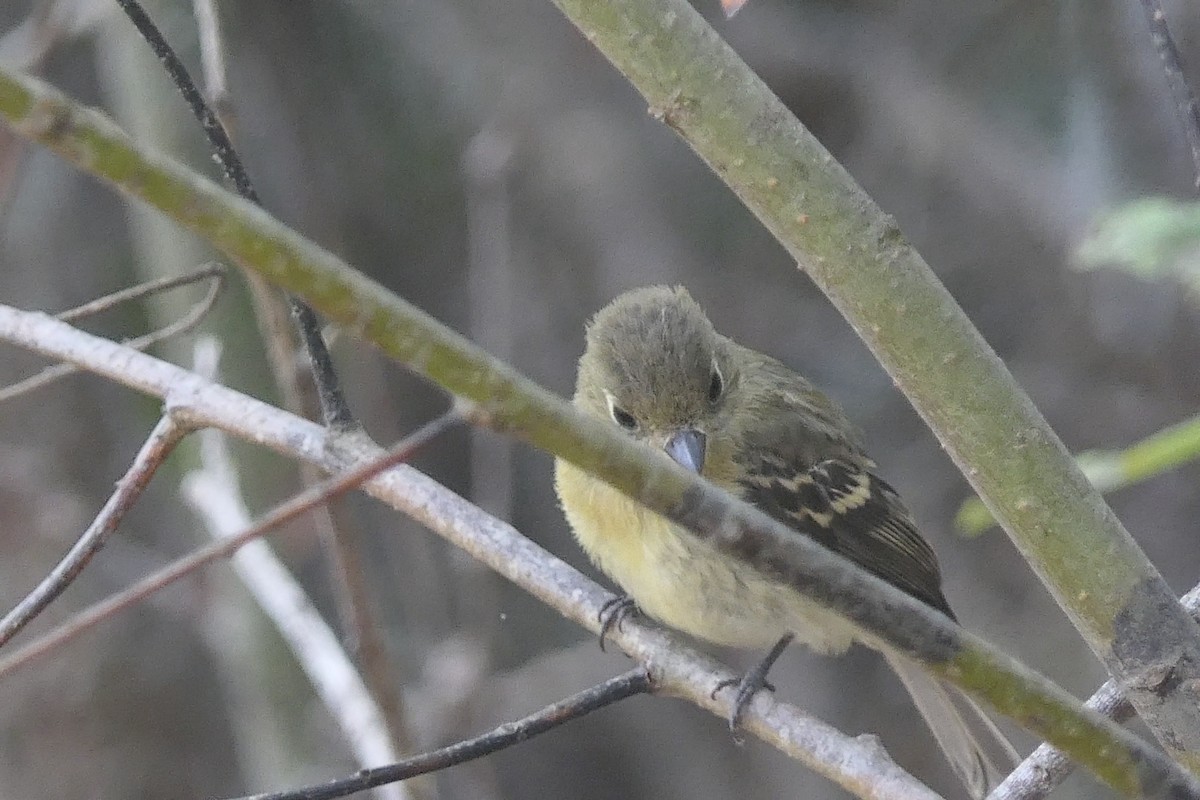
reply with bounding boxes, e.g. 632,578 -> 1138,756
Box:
664,429 -> 707,474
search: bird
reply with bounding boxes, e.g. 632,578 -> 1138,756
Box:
554,285 -> 1017,798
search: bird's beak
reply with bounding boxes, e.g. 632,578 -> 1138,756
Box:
664,428 -> 707,474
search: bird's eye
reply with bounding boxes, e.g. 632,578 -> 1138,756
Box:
708,361 -> 724,404
610,405 -> 639,430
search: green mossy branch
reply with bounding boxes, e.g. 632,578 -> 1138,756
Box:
0,69 -> 1198,798
957,412 -> 1200,535
958,197 -> 1200,535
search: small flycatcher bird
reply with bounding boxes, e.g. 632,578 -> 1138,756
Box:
555,285 -> 1016,798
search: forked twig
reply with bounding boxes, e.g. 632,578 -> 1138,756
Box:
0,262 -> 224,403
0,409 -> 462,680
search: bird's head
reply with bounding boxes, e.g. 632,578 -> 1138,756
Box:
574,285 -> 736,476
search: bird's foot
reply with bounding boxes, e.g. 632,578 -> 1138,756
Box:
711,633 -> 795,741
597,594 -> 639,652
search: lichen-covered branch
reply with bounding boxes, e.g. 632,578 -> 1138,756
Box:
957,411 -> 1200,535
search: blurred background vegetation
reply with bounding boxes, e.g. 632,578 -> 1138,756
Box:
1,1 -> 1199,798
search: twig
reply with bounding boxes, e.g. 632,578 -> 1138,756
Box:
0,413 -> 190,648
180,5 -> 408,754
57,262 -> 225,323
184,338 -> 411,800
0,306 -> 940,800
0,408 -> 462,681
111,0 -> 352,428
111,0 -> 251,202
0,262 -> 224,403
228,668 -> 654,800
1138,0 -> 1200,188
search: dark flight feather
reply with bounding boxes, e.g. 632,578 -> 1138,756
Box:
737,455 -> 954,618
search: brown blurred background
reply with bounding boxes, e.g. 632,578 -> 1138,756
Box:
2,1 -> 1199,798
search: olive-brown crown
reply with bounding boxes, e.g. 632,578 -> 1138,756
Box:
575,286 -> 732,437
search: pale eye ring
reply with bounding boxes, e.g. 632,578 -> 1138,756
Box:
707,360 -> 725,404
605,392 -> 639,430
611,406 -> 638,430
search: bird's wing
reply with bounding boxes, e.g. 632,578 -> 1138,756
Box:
737,454 -> 954,618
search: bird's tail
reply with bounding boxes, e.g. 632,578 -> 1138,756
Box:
884,652 -> 1020,799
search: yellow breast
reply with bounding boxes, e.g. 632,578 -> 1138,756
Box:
553,458 -> 854,654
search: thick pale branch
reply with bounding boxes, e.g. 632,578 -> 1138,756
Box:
182,354 -> 412,800
0,308 -> 937,800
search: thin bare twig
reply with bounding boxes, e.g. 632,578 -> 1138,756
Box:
185,3 -> 412,759
0,262 -> 225,403
111,0 -> 352,427
111,0 -> 249,202
0,413 -> 190,648
229,668 -> 654,800
1138,0 -> 1200,188
187,0 -> 304,424
58,262 -> 225,322
313,492 -> 423,770
0,409 -> 462,681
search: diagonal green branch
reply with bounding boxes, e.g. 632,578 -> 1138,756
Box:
542,0 -> 1200,773
956,411 -> 1200,535
0,68 -> 1196,798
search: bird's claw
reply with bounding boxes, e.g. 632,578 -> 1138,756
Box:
597,595 -> 638,652
713,633 -> 794,740
712,673 -> 777,741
